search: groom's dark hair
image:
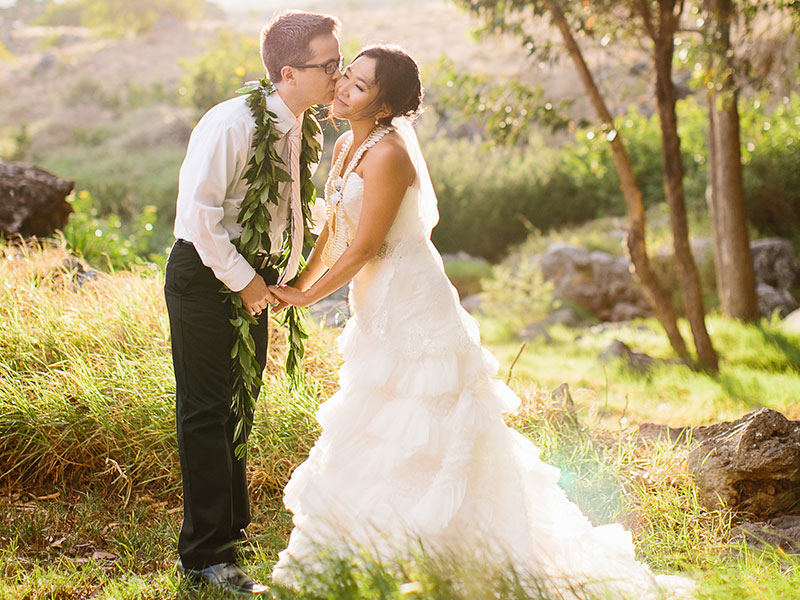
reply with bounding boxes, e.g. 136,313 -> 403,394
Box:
261,10 -> 341,83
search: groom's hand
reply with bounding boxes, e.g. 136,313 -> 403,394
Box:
239,273 -> 277,316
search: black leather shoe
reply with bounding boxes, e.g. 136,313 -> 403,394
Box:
179,561 -> 270,596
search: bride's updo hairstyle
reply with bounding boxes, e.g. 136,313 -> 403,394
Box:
355,44 -> 424,126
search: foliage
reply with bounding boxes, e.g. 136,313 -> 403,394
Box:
0,243 -> 336,500
479,254 -> 555,331
0,40 -> 12,62
60,190 -> 157,270
2,246 -> 800,596
425,92 -> 799,259
178,29 -> 265,114
426,57 -> 576,145
35,0 -> 207,36
739,94 -> 800,243
442,256 -> 494,298
0,124 -> 31,162
40,144 -> 186,257
225,80 -> 322,459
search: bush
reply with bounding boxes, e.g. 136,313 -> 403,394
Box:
178,29 -> 265,114
60,190 -> 157,269
40,144 -> 186,257
35,0 -> 206,36
425,95 -> 799,260
739,94 -> 800,244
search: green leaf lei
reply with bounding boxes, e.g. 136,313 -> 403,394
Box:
227,77 -> 322,458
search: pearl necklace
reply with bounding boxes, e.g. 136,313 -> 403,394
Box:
321,124 -> 394,268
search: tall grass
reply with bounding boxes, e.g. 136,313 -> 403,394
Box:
0,240 -> 337,502
2,241 -> 799,598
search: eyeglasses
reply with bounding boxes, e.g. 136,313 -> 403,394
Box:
290,57 -> 343,76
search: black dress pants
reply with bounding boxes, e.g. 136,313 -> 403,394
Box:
164,240 -> 278,569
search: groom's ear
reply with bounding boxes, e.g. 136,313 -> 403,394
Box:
280,65 -> 296,86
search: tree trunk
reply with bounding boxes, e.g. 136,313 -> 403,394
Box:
650,0 -> 719,372
705,0 -> 759,321
545,0 -> 691,365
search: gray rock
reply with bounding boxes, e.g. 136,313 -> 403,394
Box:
545,306 -> 589,328
781,309 -> 800,333
309,284 -> 350,328
688,408 -> 800,519
460,293 -> 482,314
610,302 -> 650,322
518,322 -> 553,343
598,339 -> 659,373
730,515 -> 800,554
751,238 -> 800,292
756,282 -> 798,319
635,423 -> 692,445
538,243 -> 650,322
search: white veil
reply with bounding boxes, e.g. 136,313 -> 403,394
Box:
393,117 -> 439,237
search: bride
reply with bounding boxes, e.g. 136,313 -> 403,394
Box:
269,44 -> 693,598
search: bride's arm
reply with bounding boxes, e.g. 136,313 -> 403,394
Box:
271,138 -> 414,308
292,225 -> 329,293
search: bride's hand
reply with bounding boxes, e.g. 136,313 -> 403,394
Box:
269,285 -> 312,308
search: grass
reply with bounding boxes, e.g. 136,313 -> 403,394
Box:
481,315 -> 800,428
2,240 -> 800,598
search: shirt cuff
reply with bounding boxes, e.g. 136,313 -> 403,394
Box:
222,258 -> 257,293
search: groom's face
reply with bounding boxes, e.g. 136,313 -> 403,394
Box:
294,33 -> 342,106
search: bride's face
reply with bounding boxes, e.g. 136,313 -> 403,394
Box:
333,56 -> 387,122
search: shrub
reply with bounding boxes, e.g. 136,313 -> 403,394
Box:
425,95 -> 799,260
40,144 -> 186,257
739,94 -> 800,244
59,190 -> 157,269
178,29 -> 265,114
35,0 -> 206,36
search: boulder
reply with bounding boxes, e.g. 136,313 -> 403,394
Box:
309,284 -> 350,327
756,282 -> 798,319
538,243 -> 651,322
781,309 -> 800,334
545,306 -> 591,328
460,293 -> 482,314
730,515 -> 800,554
0,161 -> 74,238
598,339 -> 659,373
687,408 -> 800,519
750,238 -> 800,292
518,322 -> 553,343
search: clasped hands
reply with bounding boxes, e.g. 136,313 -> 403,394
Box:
238,273 -> 310,316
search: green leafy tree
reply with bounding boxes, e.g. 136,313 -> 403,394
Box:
178,29 -> 265,114
452,0 -> 701,367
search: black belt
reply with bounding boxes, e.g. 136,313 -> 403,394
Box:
176,239 -> 279,270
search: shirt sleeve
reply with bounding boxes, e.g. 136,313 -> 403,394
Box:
176,113 -> 256,292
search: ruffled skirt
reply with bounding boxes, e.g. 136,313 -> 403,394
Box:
271,244 -> 692,599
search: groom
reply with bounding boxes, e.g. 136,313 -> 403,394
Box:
164,10 -> 341,595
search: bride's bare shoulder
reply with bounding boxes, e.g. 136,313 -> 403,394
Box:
365,131 -> 414,180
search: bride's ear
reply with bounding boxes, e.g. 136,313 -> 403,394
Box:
376,103 -> 392,121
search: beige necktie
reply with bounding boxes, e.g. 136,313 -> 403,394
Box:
278,121 -> 303,285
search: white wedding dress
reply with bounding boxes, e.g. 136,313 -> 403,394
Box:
271,120 -> 693,599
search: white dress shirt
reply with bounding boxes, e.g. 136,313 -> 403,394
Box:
173,91 -> 322,292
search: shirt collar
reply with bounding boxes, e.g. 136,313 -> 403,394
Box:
267,90 -> 304,136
